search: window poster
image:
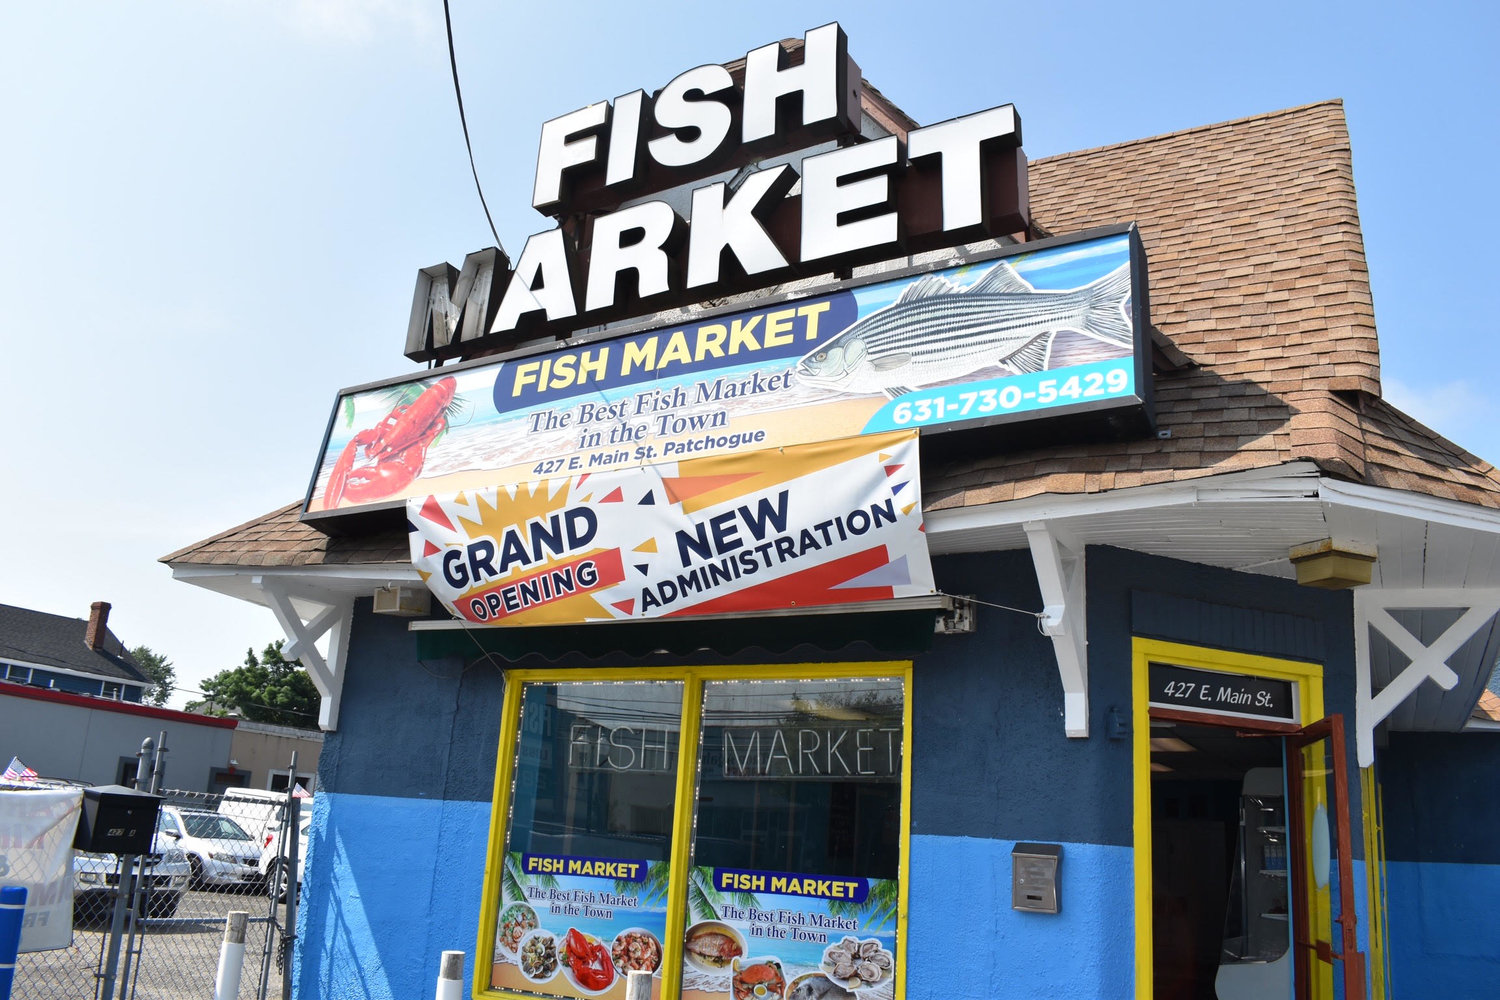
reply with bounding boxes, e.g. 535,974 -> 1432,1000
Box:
490,850 -> 670,999
685,678 -> 903,1000
487,674 -> 906,1000
492,680 -> 683,999
680,867 -> 897,1000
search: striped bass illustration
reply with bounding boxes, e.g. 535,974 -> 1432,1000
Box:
794,259 -> 1133,397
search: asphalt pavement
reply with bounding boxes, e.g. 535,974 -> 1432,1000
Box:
13,887 -> 291,1000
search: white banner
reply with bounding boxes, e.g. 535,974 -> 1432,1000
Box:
0,787 -> 82,952
409,430 -> 934,624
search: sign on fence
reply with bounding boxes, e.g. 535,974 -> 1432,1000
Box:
0,788 -> 83,952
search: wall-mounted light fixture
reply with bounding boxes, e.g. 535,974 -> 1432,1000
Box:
373,585 -> 431,617
1289,538 -> 1376,589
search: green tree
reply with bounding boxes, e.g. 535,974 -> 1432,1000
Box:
129,645 -> 176,707
195,640 -> 319,727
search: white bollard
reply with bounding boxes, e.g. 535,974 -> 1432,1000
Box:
626,969 -> 653,1000
435,950 -> 465,1000
214,911 -> 249,1000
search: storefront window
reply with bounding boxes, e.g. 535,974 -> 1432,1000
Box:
482,668 -> 907,1000
683,678 -> 902,1000
491,680 -> 682,998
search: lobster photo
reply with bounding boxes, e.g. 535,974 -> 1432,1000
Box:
324,376 -> 464,507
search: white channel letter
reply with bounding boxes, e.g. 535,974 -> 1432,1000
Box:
741,22 -> 844,143
800,136 -> 901,263
532,101 -> 609,211
585,200 -> 682,312
686,164 -> 795,288
906,105 -> 1020,231
605,90 -> 647,187
648,64 -> 735,169
491,229 -> 578,333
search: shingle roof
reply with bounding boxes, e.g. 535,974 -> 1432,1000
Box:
924,99 -> 1500,510
159,501 -> 408,568
0,603 -> 151,684
162,101 -> 1500,571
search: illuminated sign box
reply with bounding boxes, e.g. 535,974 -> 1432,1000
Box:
302,224 -> 1152,527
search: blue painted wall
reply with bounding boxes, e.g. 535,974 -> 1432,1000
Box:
299,545 -> 1409,1000
1086,545 -> 1365,850
1378,732 -> 1500,998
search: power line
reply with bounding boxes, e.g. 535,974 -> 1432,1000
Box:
442,0 -> 505,255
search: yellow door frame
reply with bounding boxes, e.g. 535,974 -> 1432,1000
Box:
474,661 -> 914,1000
1131,638 -> 1325,1000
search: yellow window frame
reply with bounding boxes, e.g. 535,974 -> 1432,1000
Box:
1131,638 -> 1325,1000
474,661 -> 915,1000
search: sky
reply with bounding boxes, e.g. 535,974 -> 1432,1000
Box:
2,1 -> 1496,711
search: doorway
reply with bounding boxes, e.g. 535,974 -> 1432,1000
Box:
1132,639 -> 1364,1000
1150,723 -> 1288,999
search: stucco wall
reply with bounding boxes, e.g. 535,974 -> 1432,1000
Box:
297,546 -> 1384,1000
1378,731 -> 1500,999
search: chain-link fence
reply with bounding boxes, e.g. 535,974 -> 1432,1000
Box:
10,785 -> 304,1000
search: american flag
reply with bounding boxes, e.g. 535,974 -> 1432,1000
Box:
292,782 -> 312,799
2,755 -> 38,783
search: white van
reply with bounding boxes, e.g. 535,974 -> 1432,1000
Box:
217,787 -> 306,845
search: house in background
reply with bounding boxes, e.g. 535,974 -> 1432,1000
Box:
0,600 -> 152,702
0,599 -> 241,791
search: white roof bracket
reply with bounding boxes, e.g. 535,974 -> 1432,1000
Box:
1354,587 -> 1500,766
253,575 -> 353,732
1024,519 -> 1089,738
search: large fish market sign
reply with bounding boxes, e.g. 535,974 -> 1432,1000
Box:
402,22 -> 1030,362
303,226 -> 1150,520
302,23 -> 1152,524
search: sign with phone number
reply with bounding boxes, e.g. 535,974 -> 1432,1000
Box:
863,359 -> 1135,432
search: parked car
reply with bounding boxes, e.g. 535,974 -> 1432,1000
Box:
74,814 -> 189,922
218,787 -> 292,844
157,804 -> 262,888
259,806 -> 312,901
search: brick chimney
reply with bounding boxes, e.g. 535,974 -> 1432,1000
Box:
85,601 -> 111,650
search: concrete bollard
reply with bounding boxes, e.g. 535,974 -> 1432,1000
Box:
214,911 -> 249,1000
0,886 -> 26,1000
626,969 -> 652,1000
435,950 -> 465,1000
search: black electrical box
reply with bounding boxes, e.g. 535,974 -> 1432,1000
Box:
74,784 -> 162,855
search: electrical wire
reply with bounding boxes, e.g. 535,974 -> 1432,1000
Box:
938,592 -> 1049,633
442,0 -> 505,256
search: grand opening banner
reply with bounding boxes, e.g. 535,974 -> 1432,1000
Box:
306,227 -> 1148,521
407,430 -> 933,625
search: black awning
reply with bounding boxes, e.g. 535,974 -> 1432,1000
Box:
412,605 -> 938,664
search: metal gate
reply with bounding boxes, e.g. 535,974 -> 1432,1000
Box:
11,743 -> 305,1000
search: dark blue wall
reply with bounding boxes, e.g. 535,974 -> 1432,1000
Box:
1380,732 -> 1500,997
1381,732 -> 1500,865
912,550 -> 1134,845
320,546 -> 1362,841
322,552 -> 1138,846
1085,545 -> 1363,848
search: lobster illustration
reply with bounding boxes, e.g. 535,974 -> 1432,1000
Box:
324,376 -> 459,507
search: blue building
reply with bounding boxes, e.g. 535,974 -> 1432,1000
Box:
0,600 -> 151,705
165,29 -> 1499,1000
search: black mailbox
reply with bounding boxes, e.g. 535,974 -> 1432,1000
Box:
75,784 -> 163,855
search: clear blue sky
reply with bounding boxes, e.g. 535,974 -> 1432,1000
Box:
2,1 -> 1496,708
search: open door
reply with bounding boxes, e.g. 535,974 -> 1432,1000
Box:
1285,714 -> 1365,1000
